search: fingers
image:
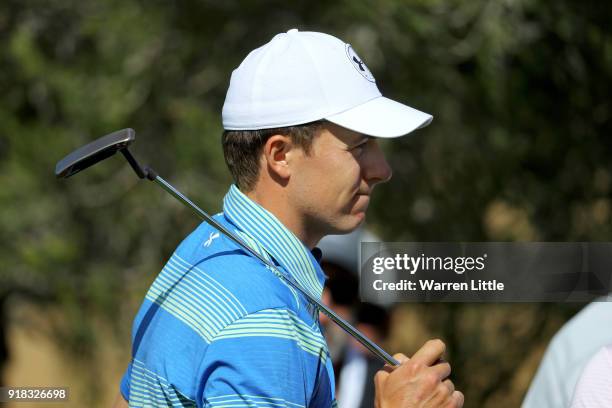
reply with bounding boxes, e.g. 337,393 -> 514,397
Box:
449,391 -> 464,408
374,370 -> 388,408
442,379 -> 455,395
424,379 -> 460,408
374,369 -> 390,387
390,342 -> 450,381
429,360 -> 451,381
410,339 -> 446,366
374,341 -> 464,408
382,353 -> 408,373
393,353 -> 409,364
433,388 -> 464,408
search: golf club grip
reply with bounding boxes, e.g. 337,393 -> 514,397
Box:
150,174 -> 400,367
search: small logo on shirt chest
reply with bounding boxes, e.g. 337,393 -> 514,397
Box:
204,232 -> 220,247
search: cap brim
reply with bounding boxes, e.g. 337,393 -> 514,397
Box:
324,96 -> 433,138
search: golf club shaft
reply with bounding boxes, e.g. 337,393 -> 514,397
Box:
151,174 -> 400,367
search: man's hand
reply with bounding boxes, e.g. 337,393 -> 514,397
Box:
374,339 -> 464,408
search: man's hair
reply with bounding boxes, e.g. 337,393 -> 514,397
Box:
222,121 -> 323,192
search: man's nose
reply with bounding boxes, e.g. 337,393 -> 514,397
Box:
364,141 -> 392,186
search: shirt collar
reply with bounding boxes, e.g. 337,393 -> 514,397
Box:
223,184 -> 326,300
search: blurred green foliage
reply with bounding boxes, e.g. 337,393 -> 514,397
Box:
0,0 -> 610,406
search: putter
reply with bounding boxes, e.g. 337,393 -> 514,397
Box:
55,128 -> 400,367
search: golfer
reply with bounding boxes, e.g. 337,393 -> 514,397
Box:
114,29 -> 463,408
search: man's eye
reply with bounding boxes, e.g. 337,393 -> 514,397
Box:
351,141 -> 368,154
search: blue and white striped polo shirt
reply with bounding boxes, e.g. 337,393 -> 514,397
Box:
120,185 -> 337,407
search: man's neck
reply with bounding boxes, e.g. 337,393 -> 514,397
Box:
245,188 -> 322,249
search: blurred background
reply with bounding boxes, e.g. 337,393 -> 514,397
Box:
0,0 -> 610,407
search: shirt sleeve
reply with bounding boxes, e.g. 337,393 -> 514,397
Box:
197,308 -> 329,408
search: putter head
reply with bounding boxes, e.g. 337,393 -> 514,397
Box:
55,128 -> 135,178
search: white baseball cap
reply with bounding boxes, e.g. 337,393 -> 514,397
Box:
222,29 -> 433,138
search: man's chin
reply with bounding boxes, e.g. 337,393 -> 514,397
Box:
329,213 -> 366,235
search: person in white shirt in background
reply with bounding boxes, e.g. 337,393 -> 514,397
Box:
522,297 -> 612,408
570,344 -> 612,407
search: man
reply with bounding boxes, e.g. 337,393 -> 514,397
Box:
522,298 -> 612,408
114,29 -> 463,407
570,343 -> 612,407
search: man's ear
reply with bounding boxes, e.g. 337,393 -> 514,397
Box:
262,134 -> 294,180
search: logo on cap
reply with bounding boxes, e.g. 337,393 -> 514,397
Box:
346,44 -> 375,83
